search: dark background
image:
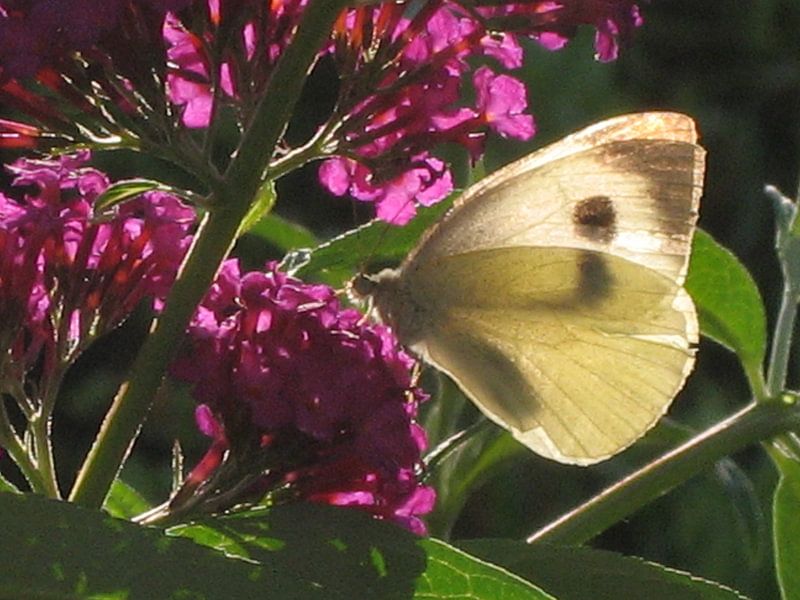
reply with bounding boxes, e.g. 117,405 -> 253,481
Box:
2,2 -> 800,598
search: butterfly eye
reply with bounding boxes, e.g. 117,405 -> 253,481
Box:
349,273 -> 378,299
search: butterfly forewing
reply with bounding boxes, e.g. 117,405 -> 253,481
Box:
408,138 -> 703,285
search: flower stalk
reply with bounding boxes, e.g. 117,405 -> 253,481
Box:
764,184 -> 800,399
527,401 -> 800,545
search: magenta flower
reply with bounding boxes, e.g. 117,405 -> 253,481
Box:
316,2 -> 534,224
0,152 -> 195,382
0,0 -> 194,79
2,1 -> 643,221
171,260 -> 435,533
161,1 -> 640,223
476,0 -> 644,62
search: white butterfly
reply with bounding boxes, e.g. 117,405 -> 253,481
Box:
355,112 -> 705,465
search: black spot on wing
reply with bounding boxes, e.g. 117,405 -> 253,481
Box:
576,252 -> 614,303
573,195 -> 617,243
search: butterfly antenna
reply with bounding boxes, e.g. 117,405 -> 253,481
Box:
355,189 -> 420,274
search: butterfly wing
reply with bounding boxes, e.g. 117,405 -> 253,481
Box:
370,113 -> 704,463
407,112 -> 704,285
403,247 -> 696,464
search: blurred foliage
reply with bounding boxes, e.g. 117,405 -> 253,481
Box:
2,2 -> 800,599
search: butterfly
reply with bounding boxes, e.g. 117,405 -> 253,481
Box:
353,112 -> 705,465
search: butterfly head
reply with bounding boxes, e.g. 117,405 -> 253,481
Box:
349,268 -> 429,347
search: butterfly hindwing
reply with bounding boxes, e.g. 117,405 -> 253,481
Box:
408,247 -> 696,464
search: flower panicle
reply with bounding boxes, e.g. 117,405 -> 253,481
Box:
0,152 -> 195,386
169,260 -> 435,533
2,0 -> 643,220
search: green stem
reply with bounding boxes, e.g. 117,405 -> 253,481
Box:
30,413 -> 60,498
68,0 -> 349,509
766,282 -> 799,399
526,401 -> 800,545
29,372 -> 65,498
0,402 -> 47,494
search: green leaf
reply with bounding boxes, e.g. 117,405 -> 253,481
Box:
417,539 -> 555,599
237,179 -> 278,237
459,540 -> 751,600
290,195 -> 455,286
171,502 -> 553,599
686,229 -> 767,398
0,494 -> 552,599
102,479 -> 151,519
246,213 -> 318,251
93,179 -> 204,215
94,179 -> 162,212
771,449 -> 800,600
0,492 -> 284,599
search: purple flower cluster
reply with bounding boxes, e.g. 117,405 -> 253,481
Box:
318,0 -> 642,223
318,3 -> 535,224
478,1 -> 643,62
171,260 -> 435,534
160,0 -> 641,223
0,1 -> 642,219
0,152 -> 195,379
0,0 -> 192,79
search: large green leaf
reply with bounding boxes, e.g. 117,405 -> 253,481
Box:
417,539 -> 555,599
172,503 -> 554,599
0,492 -> 282,599
0,493 -> 553,599
459,540 -> 750,600
771,449 -> 800,600
686,229 -> 767,398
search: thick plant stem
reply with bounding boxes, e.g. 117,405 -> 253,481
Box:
527,401 -> 800,546
68,0 -> 349,509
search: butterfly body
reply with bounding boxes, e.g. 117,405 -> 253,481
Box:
359,112 -> 705,465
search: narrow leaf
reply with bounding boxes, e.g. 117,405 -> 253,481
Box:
237,179 -> 277,237
0,474 -> 19,494
94,179 -> 204,214
460,539 -> 751,600
94,179 -> 161,212
686,229 -> 767,397
771,449 -> 800,600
